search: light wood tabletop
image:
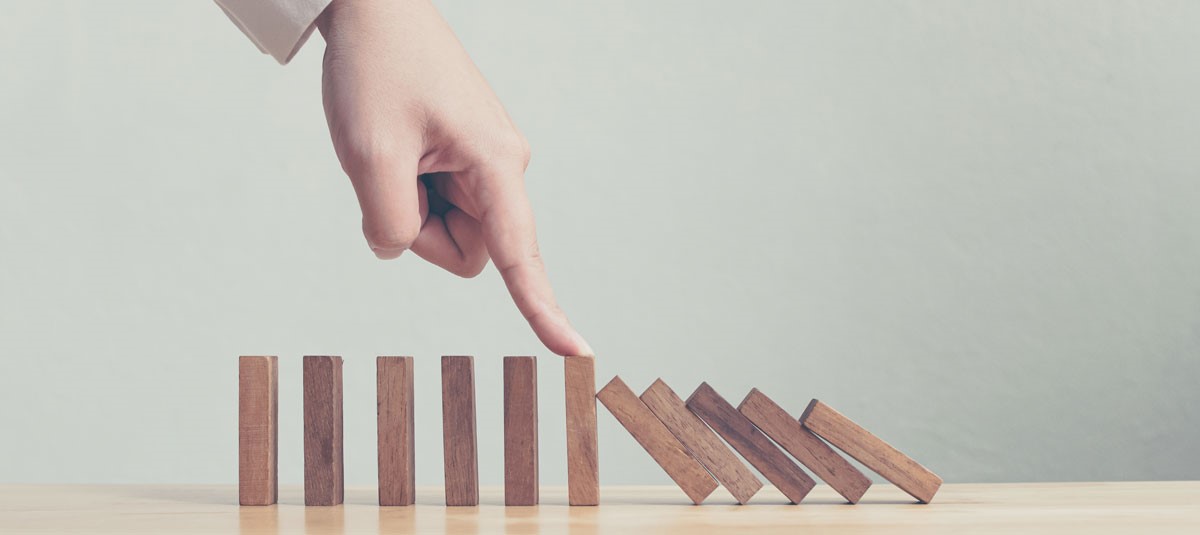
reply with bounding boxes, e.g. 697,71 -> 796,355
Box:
1,482 -> 1197,534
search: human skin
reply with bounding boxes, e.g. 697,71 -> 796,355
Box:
316,0 -> 591,357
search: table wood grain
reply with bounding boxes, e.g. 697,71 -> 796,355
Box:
0,483 -> 1195,534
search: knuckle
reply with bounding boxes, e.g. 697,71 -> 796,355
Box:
453,255 -> 489,279
462,130 -> 531,175
336,133 -> 401,179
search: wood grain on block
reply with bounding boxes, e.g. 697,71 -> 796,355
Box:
800,399 -> 943,504
564,355 -> 599,506
303,356 -> 344,506
503,356 -> 539,506
441,356 -> 479,506
597,376 -> 718,504
238,356 -> 277,506
686,383 -> 815,504
640,379 -> 763,504
738,389 -> 871,503
377,356 -> 415,506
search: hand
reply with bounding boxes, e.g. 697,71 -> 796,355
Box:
315,0 -> 591,357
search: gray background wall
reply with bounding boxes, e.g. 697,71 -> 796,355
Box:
1,0 -> 1198,486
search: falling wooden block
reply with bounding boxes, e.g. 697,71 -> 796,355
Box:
686,382 -> 815,504
800,399 -> 943,503
738,389 -> 871,503
597,376 -> 718,504
503,356 -> 539,506
641,379 -> 763,504
303,355 -> 344,506
441,356 -> 479,506
377,356 -> 415,506
564,355 -> 599,506
239,356 -> 277,506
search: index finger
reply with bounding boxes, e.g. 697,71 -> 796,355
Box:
476,172 -> 593,357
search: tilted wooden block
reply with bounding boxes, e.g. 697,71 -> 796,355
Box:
738,389 -> 871,503
564,355 -> 599,506
503,356 -> 539,506
441,356 -> 479,506
377,356 -> 415,506
239,356 -> 277,506
800,399 -> 943,504
686,383 -> 815,504
598,376 -> 718,504
303,355 -> 344,506
641,379 -> 763,504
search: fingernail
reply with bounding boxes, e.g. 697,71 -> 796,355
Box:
577,334 -> 595,357
372,247 -> 404,260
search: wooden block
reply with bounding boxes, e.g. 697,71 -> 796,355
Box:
377,356 -> 415,506
800,399 -> 943,503
239,356 -> 278,506
597,376 -> 718,504
738,389 -> 871,503
641,379 -> 763,504
441,356 -> 478,506
303,355 -> 344,506
686,382 -> 815,504
503,356 -> 539,506
564,355 -> 599,506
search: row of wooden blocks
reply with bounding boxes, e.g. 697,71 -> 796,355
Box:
238,355 -> 942,507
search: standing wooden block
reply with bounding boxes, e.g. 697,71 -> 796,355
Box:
239,356 -> 277,506
686,383 -> 816,504
800,399 -> 943,503
641,379 -> 763,504
597,376 -> 718,504
738,389 -> 871,503
564,355 -> 599,506
441,356 -> 479,506
303,355 -> 344,506
377,356 -> 415,506
503,356 -> 539,506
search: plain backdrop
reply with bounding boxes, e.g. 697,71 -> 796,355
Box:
1,1 -> 1199,487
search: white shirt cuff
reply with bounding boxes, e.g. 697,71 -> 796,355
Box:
216,0 -> 333,65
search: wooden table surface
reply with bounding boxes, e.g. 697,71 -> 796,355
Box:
1,482 -> 1197,534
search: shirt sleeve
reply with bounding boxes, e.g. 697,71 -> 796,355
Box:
215,0 -> 333,65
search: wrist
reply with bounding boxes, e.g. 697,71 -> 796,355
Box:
318,0 -> 431,40
315,0 -> 345,39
